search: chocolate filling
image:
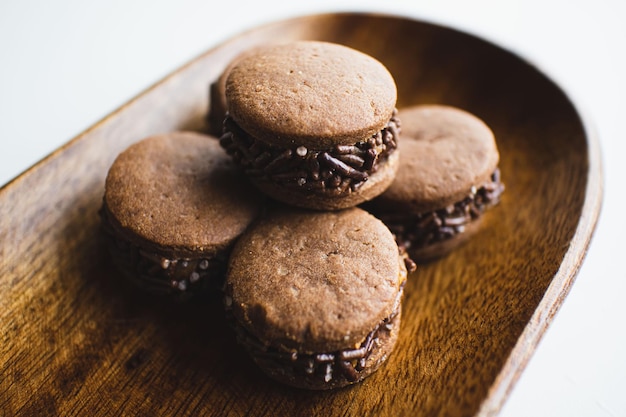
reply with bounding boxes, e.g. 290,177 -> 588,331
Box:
99,203 -> 226,297
226,283 -> 404,386
401,248 -> 418,274
378,169 -> 504,251
219,110 -> 400,196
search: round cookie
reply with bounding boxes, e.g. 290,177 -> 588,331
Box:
224,207 -> 407,389
365,105 -> 505,261
219,40 -> 400,210
100,131 -> 264,297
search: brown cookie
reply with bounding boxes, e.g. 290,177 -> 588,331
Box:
219,41 -> 400,210
224,207 -> 407,389
101,131 -> 264,297
365,105 -> 505,261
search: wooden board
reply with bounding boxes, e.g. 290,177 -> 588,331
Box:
0,12 -> 602,417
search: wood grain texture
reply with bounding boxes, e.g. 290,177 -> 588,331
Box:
0,12 -> 602,417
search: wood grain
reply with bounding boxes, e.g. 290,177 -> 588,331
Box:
0,12 -> 602,417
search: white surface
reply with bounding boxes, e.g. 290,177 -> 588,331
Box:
1,0 -> 624,415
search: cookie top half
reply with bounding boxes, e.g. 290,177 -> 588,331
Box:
104,132 -> 263,256
375,105 -> 500,213
226,207 -> 406,353
225,41 -> 397,149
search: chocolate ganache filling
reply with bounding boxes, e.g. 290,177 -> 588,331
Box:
379,169 -> 505,251
225,283 -> 404,386
99,203 -> 226,296
219,110 -> 400,196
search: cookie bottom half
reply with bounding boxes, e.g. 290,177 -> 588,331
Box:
99,203 -> 226,299
229,294 -> 402,390
375,168 -> 504,261
250,150 -> 398,210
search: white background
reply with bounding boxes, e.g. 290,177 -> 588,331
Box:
1,1 -> 625,416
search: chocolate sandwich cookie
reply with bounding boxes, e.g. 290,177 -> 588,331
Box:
100,132 -> 263,297
224,207 -> 408,389
365,105 -> 505,261
219,40 -> 400,210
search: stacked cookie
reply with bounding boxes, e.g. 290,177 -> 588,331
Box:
364,105 -> 505,261
219,41 -> 400,210
100,132 -> 264,299
101,40 -> 504,390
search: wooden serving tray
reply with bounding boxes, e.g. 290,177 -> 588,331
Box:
0,12 -> 602,417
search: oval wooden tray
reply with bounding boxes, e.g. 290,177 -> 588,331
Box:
0,12 -> 602,417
